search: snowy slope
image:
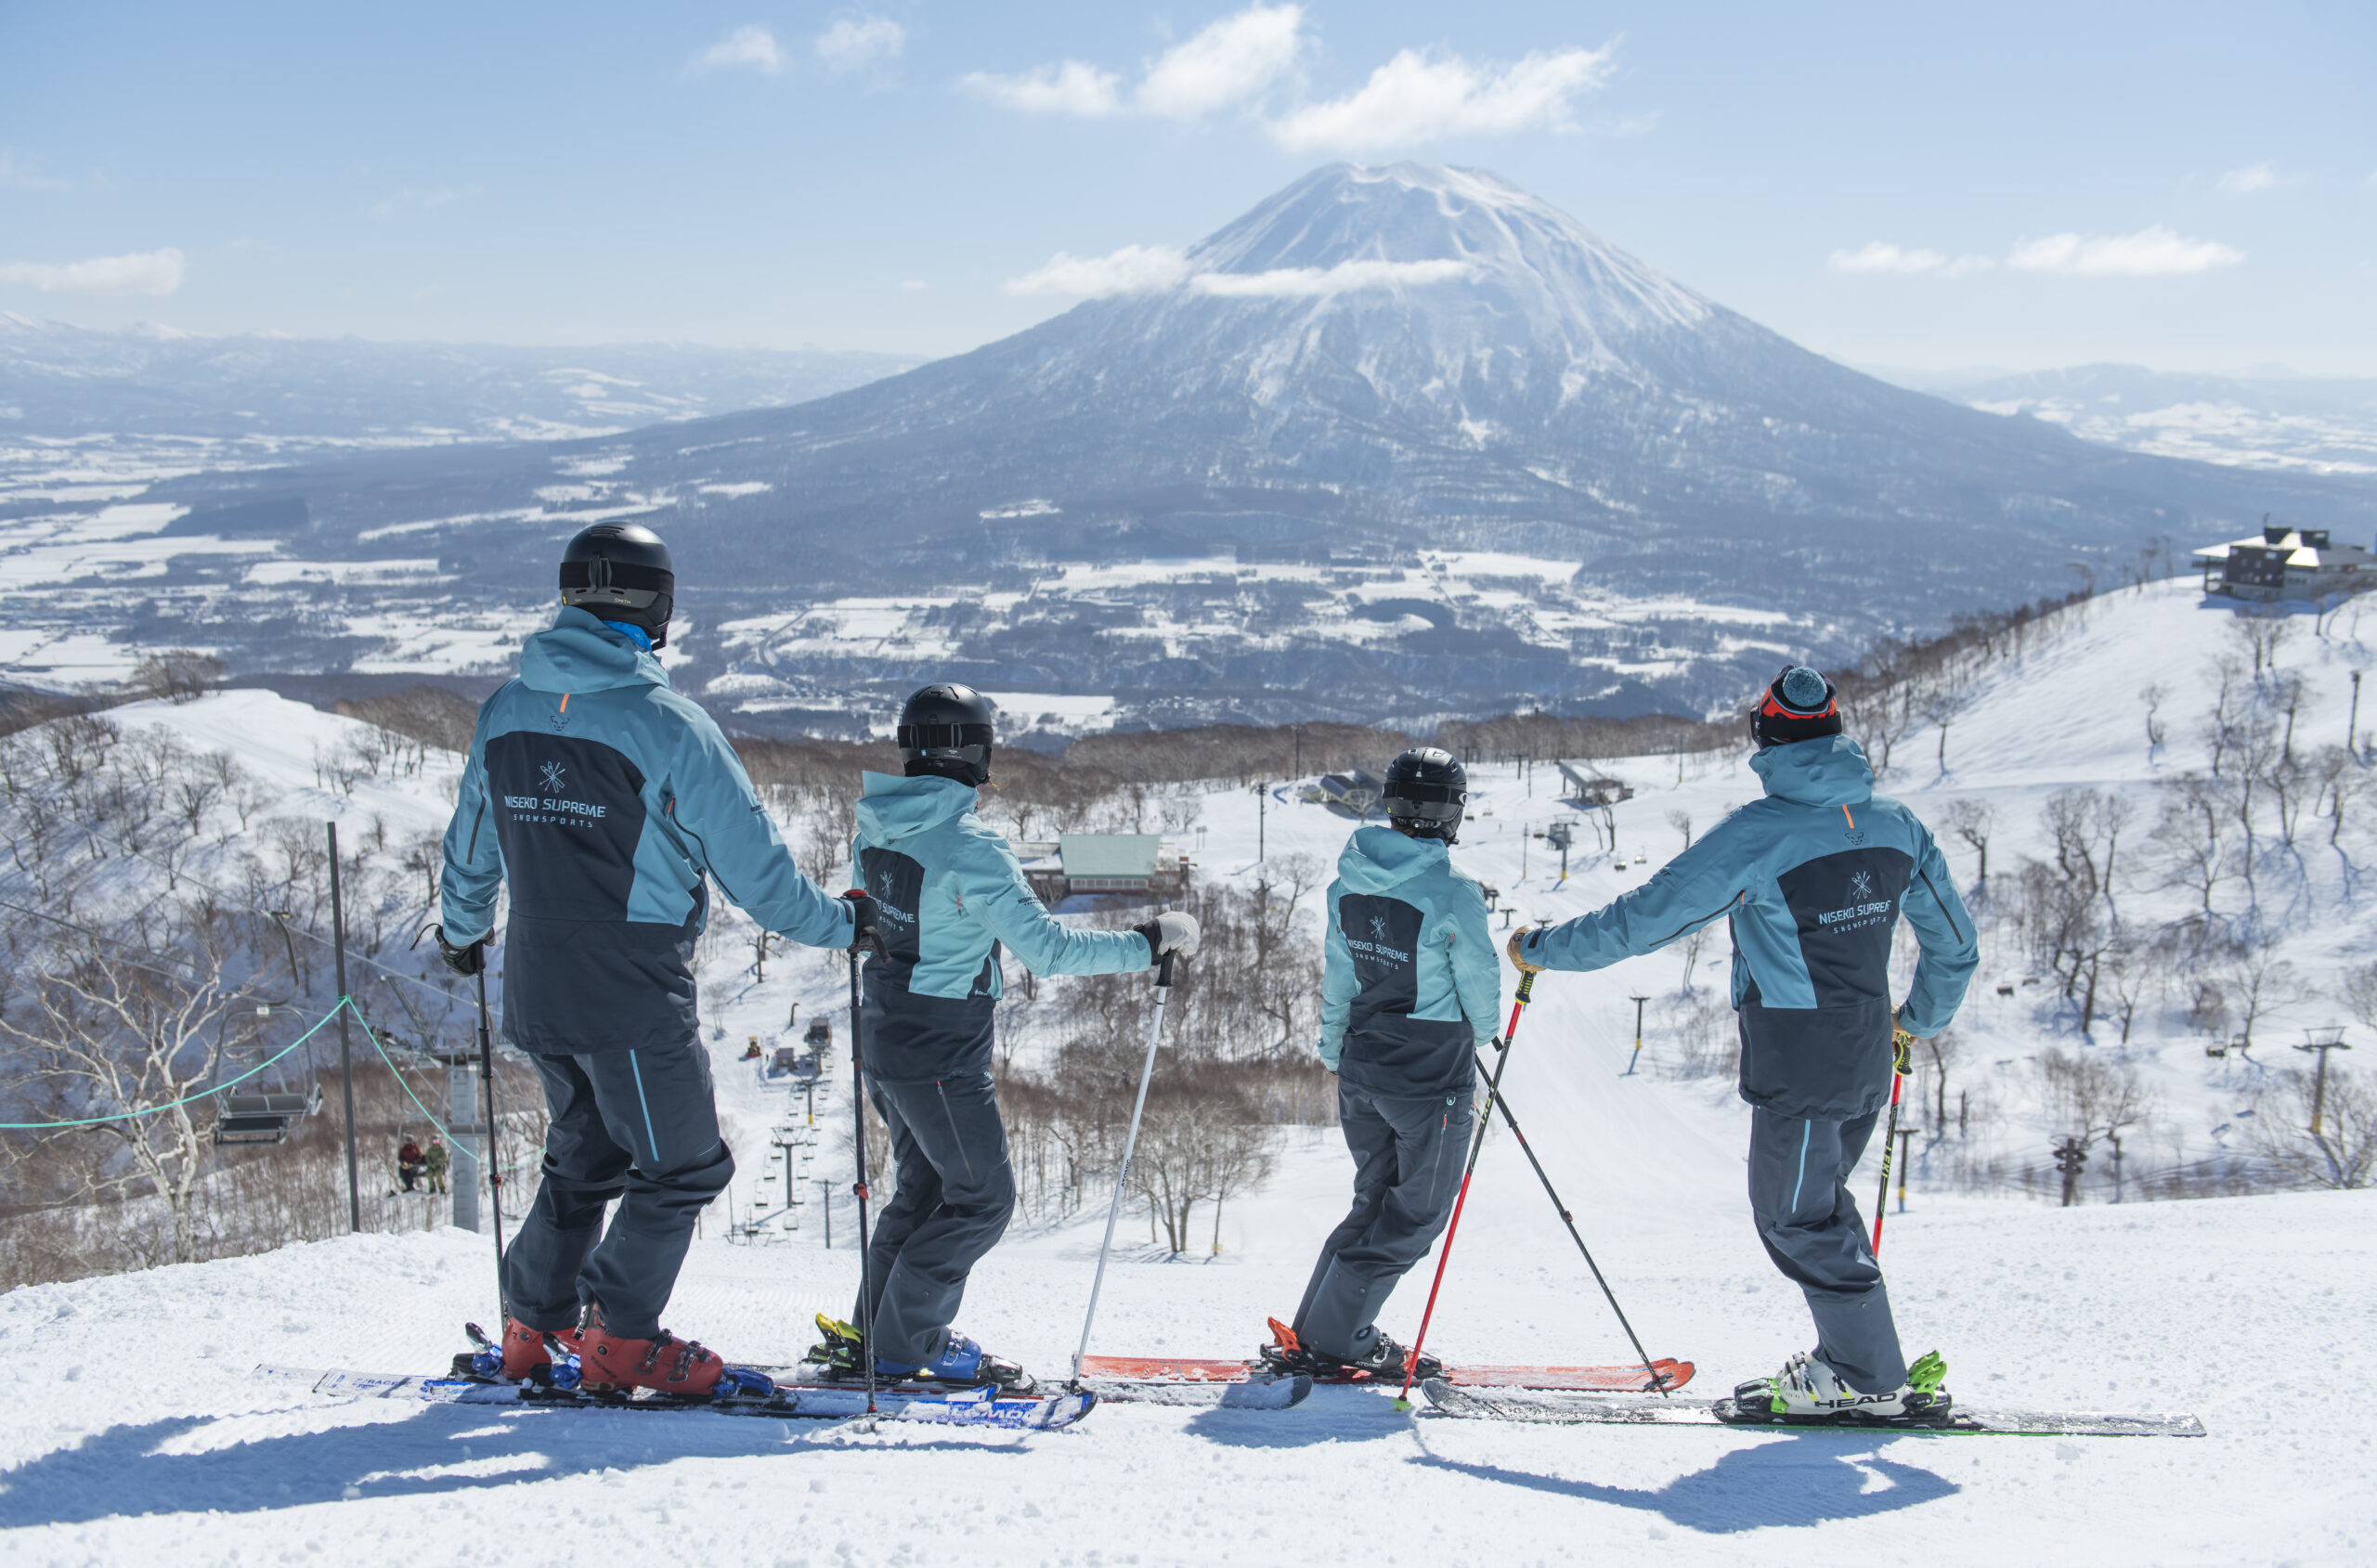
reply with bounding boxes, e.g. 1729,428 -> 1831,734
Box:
5,587 -> 2377,1564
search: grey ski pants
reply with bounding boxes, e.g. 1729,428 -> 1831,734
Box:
501,1040 -> 734,1341
1293,1082 -> 1472,1362
854,1072 -> 1016,1367
1747,1106 -> 1906,1393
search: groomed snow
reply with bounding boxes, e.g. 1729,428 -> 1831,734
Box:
4,580 -> 2374,1563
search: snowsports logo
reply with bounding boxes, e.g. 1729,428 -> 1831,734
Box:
1347,914 -> 1412,966
1849,870 -> 1875,902
1816,875 -> 1894,929
502,758 -> 608,823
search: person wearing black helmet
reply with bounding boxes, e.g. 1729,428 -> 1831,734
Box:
1507,666 -> 1979,1425
436,522 -> 864,1398
803,682 -> 1200,1388
1262,746 -> 1502,1380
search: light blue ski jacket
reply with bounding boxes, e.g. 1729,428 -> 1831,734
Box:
1518,736 -> 1977,1119
1318,825 -> 1502,1097
851,771 -> 1154,1081
440,608 -> 855,1054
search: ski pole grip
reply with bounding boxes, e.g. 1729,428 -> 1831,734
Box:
1156,950 -> 1176,988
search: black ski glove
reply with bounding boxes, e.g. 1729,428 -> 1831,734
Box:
432,925 -> 486,978
840,889 -> 883,956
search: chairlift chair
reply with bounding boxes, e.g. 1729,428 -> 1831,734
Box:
211,999 -> 325,1147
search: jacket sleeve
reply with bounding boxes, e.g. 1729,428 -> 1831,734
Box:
1521,817 -> 1753,973
438,709 -> 503,946
1445,878 -> 1502,1049
1895,821 -> 1980,1036
1317,892 -> 1354,1072
958,829 -> 1153,976
662,718 -> 854,949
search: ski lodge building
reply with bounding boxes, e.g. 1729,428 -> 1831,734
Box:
2192,525 -> 2377,603
1016,834 -> 1192,905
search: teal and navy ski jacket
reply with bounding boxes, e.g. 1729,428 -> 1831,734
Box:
1318,825 -> 1503,1097
851,770 -> 1154,1082
440,607 -> 855,1054
1518,735 -> 1976,1120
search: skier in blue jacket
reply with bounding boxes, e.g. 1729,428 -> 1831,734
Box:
1266,747 -> 1502,1380
437,522 -> 861,1396
1510,666 -> 1978,1424
805,684 -> 1201,1387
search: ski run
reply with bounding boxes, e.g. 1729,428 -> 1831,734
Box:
1,577 -> 2373,1564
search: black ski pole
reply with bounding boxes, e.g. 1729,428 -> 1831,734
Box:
474,968 -> 508,1321
1468,1042 -> 1669,1395
846,923 -> 877,1416
1395,970 -> 1535,1410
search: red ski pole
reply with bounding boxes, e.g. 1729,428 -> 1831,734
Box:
1870,1030 -> 1914,1255
1394,968 -> 1535,1411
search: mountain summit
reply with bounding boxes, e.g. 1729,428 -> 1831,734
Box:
134,162 -> 2373,720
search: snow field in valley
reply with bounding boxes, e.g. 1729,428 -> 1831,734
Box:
4,578 -> 2375,1562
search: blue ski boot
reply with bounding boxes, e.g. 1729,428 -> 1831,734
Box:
876,1330 -> 1035,1392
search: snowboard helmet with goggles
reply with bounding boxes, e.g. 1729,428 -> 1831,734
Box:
558,523 -> 675,650
898,683 -> 997,787
1749,665 -> 1843,749
1382,746 -> 1469,844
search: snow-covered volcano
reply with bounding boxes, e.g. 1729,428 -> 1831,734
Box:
72,162 -> 2377,722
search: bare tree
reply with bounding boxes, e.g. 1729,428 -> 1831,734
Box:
1665,809 -> 1693,852
2139,683 -> 2167,754
2224,944 -> 2299,1054
2249,1066 -> 2375,1189
1940,797 -> 1994,885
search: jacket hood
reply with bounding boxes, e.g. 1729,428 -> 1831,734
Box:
1749,734 -> 1876,808
519,606 -> 670,695
1336,823 -> 1448,893
856,770 -> 976,843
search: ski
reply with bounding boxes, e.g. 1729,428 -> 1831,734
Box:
1076,1353 -> 1694,1393
1418,1380 -> 2205,1437
1073,1370 -> 1313,1410
253,1364 -> 1096,1430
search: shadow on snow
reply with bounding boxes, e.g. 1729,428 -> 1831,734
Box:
0,1403 -> 1039,1527
1410,1432 -> 1961,1534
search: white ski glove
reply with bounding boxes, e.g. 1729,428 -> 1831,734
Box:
1134,911 -> 1202,963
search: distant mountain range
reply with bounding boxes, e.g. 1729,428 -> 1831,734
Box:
1882,362 -> 2377,481
0,315 -> 919,443
7,163 -> 2375,728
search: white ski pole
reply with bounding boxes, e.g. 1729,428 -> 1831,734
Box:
1070,950 -> 1176,1386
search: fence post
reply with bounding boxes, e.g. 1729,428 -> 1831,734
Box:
329,822 -> 360,1233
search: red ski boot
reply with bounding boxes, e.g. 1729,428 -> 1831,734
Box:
499,1317 -> 579,1380
575,1308 -> 771,1399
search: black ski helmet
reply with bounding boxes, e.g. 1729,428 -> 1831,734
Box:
558,523 -> 675,650
897,683 -> 997,786
1382,746 -> 1468,843
1749,665 -> 1842,749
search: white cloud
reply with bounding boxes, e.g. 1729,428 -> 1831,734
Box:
898,279 -> 927,291
1825,242 -> 1993,278
961,58 -> 1124,117
2216,162 -> 2277,196
0,149 -> 71,193
0,247 -> 184,296
1006,246 -> 1473,300
2007,227 -> 2243,277
1137,4 -> 1304,120
815,17 -> 904,72
1267,44 -> 1615,151
693,25 -> 786,75
1191,257 -> 1474,296
1006,244 -> 1190,297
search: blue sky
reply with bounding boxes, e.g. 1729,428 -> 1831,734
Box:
2,1 -> 2371,373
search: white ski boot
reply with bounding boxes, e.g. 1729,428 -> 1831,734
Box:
1726,1349 -> 1952,1426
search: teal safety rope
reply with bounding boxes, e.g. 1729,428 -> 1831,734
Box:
0,995 -> 360,1130
349,992 -> 485,1169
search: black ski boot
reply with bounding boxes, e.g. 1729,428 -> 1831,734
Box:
1260,1317 -> 1439,1382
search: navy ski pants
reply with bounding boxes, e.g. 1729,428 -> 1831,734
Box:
854,1072 -> 1016,1367
1293,1082 -> 1472,1362
501,1039 -> 734,1341
1746,1107 -> 1907,1393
